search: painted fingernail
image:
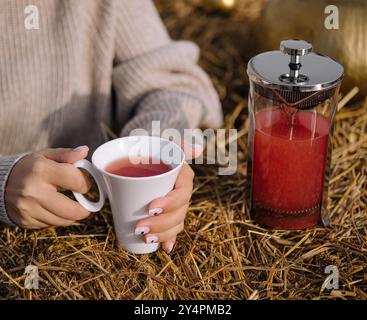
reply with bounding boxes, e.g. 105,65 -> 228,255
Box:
149,208 -> 163,216
73,145 -> 89,152
167,242 -> 174,254
146,235 -> 158,244
135,227 -> 150,235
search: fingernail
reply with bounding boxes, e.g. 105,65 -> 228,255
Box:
73,145 -> 89,152
135,227 -> 150,235
146,235 -> 158,244
148,208 -> 163,216
167,242 -> 174,254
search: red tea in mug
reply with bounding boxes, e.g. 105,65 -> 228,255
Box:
105,157 -> 172,178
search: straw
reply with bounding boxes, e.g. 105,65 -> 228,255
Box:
0,0 -> 366,300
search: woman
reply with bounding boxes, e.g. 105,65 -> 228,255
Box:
0,0 -> 223,253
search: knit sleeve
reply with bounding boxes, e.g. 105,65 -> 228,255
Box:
0,154 -> 28,226
112,0 -> 223,138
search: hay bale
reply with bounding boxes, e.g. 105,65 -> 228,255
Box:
0,0 -> 366,300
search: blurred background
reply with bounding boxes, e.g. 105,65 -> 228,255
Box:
156,0 -> 367,116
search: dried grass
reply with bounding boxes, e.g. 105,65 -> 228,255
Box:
0,0 -> 366,300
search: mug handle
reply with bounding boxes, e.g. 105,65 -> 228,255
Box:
72,159 -> 105,212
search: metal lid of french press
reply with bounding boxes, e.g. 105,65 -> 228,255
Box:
247,39 -> 344,92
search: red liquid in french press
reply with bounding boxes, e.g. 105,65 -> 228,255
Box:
247,40 -> 344,230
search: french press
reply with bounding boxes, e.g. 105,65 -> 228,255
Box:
246,39 -> 344,230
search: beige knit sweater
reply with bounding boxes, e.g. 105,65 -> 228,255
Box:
0,0 -> 223,225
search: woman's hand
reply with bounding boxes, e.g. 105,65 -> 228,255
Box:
135,142 -> 202,254
5,147 -> 91,229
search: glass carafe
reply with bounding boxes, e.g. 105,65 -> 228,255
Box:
246,40 -> 344,230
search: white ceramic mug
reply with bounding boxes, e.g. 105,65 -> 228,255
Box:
72,136 -> 185,254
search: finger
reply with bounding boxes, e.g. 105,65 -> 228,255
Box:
9,210 -> 49,229
162,237 -> 176,254
148,164 -> 194,214
23,216 -> 50,229
5,199 -> 50,229
136,204 -> 188,234
143,223 -> 184,244
32,205 -> 76,227
12,197 -> 74,227
48,162 -> 91,193
40,146 -> 89,164
40,190 -> 91,221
